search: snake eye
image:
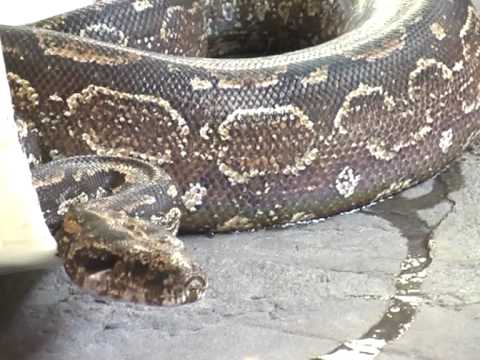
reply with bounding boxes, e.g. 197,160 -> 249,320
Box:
185,276 -> 206,289
184,275 -> 207,300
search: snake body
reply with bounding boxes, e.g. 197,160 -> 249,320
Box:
1,0 -> 480,305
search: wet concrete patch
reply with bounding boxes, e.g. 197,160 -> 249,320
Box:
314,162 -> 460,359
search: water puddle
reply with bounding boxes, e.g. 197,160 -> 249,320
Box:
313,162 -> 464,360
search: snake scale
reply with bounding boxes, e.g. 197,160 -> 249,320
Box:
1,0 -> 480,305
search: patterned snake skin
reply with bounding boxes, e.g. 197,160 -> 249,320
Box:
1,0 -> 480,305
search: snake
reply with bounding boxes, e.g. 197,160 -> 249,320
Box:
1,0 -> 479,306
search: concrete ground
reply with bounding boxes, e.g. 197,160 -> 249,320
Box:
2,2 -> 480,360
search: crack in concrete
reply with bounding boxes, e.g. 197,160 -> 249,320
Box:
238,321 -> 342,343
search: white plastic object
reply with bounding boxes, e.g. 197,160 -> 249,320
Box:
0,40 -> 60,272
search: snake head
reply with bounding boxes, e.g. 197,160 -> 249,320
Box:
55,206 -> 207,306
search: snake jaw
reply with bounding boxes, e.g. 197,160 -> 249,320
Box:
56,206 -> 207,305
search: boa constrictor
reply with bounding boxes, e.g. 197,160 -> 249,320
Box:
1,0 -> 479,305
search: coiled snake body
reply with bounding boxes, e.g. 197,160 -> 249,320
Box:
1,0 -> 480,305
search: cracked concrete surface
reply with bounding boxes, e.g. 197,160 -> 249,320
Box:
2,2 -> 480,360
